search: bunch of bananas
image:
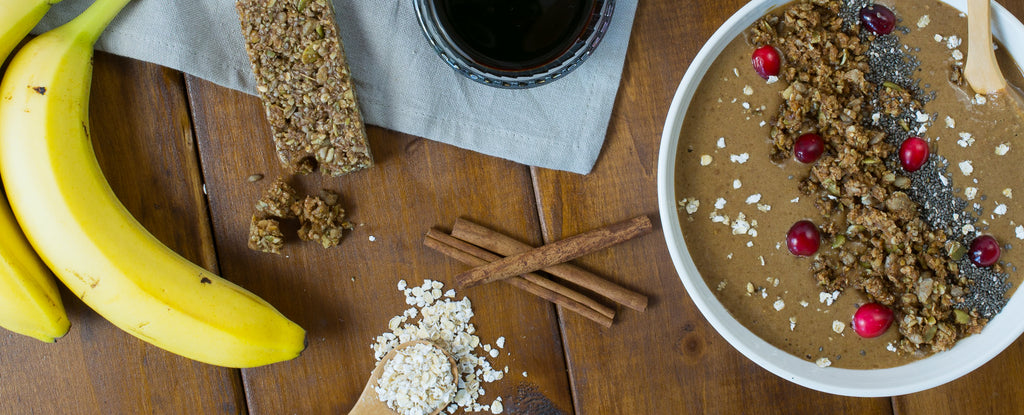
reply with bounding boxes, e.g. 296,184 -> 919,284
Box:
0,0 -> 306,367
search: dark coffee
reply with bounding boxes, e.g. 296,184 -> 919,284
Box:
434,0 -> 596,71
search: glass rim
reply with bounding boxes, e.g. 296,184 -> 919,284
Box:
413,0 -> 617,89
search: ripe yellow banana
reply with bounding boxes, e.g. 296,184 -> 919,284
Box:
0,0 -> 61,63
0,0 -> 70,343
0,0 -> 306,367
0,196 -> 70,343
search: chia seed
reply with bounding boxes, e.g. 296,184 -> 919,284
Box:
848,0 -> 1011,317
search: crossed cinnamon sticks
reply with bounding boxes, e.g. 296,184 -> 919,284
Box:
423,216 -> 651,327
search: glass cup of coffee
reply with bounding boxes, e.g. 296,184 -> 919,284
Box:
413,0 -> 616,89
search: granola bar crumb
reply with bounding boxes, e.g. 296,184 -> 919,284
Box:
248,216 -> 285,254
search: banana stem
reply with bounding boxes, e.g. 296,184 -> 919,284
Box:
62,0 -> 132,45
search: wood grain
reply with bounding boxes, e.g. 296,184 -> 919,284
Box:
3,0 -> 1024,413
183,76 -> 575,413
0,53 -> 245,414
530,0 -> 892,413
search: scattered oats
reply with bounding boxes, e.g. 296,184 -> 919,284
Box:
974,94 -> 987,105
489,349 -> 499,358
946,35 -> 961,49
491,398 -> 503,414
369,235 -> 377,242
730,153 -> 750,164
717,280 -> 728,291
1016,225 -> 1024,240
962,223 -> 976,235
772,277 -> 779,287
1004,188 -> 1013,199
761,288 -> 768,299
717,137 -> 726,148
522,371 -> 528,377
700,154 -> 713,166
733,67 -> 740,77
741,102 -> 751,109
756,203 -> 772,212
746,282 -> 756,294
496,337 -> 505,348
957,132 -> 974,147
958,160 -> 973,176
996,143 -> 1010,155
816,357 -> 832,368
819,291 -> 839,306
681,198 -> 700,214
934,33 -> 944,42
715,198 -> 727,210
871,112 -> 881,123
727,253 -> 733,259
759,256 -> 766,266
790,197 -> 800,203
945,116 -> 956,128
745,194 -> 762,204
743,85 -> 754,96
887,342 -> 898,352
731,213 -> 751,235
799,300 -> 809,307
746,241 -> 754,247
951,49 -> 964,60
759,120 -> 767,127
917,14 -> 931,28
832,320 -> 845,334
733,179 -> 742,189
965,187 -> 978,200
938,171 -> 949,186
373,280 -> 506,413
710,211 -> 729,224
766,75 -> 779,84
915,111 -> 930,123
790,317 -> 797,331
995,204 -> 1008,216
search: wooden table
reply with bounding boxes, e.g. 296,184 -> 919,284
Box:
3,0 -> 1024,413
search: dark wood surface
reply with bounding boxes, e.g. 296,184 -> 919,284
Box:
2,0 -> 1023,413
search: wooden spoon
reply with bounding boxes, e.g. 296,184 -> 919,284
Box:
964,0 -> 1024,116
965,0 -> 1007,94
349,340 -> 459,415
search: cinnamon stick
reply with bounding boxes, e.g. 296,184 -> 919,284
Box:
454,215 -> 653,289
424,230 -> 615,327
452,218 -> 648,312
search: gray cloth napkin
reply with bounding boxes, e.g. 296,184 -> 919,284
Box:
31,0 -> 638,174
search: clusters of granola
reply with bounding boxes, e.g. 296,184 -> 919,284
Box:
248,177 -> 351,254
754,0 -> 984,356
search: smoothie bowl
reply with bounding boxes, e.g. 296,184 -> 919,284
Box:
657,0 -> 1024,397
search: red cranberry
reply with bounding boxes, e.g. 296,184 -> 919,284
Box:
786,220 -> 820,257
793,133 -> 825,163
969,235 -> 1001,267
852,303 -> 894,338
751,45 -> 781,79
859,4 -> 897,35
899,136 -> 929,172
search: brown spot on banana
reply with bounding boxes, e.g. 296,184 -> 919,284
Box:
31,86 -> 46,95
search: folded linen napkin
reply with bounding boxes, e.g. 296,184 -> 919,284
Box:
31,0 -> 638,174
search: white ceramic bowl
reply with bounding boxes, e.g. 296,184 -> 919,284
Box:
657,0 -> 1024,397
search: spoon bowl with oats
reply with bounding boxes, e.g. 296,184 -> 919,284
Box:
350,340 -> 459,415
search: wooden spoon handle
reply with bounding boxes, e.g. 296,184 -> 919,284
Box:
964,0 -> 1008,94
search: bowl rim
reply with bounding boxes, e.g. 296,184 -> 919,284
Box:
657,0 -> 1024,397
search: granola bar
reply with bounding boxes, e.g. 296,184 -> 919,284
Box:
236,0 -> 373,176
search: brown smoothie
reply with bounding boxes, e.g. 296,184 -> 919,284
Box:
674,0 -> 1024,369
